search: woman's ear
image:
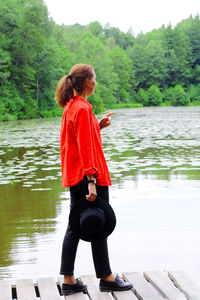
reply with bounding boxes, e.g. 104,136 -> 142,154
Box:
84,79 -> 89,89
86,78 -> 90,86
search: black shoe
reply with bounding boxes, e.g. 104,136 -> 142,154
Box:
99,274 -> 133,292
62,279 -> 87,295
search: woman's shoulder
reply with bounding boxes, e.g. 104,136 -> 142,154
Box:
70,97 -> 90,115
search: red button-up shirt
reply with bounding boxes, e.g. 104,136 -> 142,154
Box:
60,95 -> 112,187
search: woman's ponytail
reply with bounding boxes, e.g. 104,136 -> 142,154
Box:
55,74 -> 74,108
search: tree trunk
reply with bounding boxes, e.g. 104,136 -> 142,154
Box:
117,90 -> 121,103
36,75 -> 40,102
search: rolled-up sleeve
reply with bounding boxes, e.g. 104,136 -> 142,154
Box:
74,107 -> 99,177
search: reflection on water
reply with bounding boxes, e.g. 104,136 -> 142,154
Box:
0,107 -> 200,279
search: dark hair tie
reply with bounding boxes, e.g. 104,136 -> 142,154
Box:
67,74 -> 72,80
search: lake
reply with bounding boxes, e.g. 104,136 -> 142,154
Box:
0,106 -> 200,280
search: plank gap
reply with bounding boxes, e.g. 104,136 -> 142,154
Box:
34,284 -> 40,297
12,285 -> 17,300
11,282 -> 41,299
55,281 -> 62,296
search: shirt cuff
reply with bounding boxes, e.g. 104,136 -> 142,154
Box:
84,167 -> 99,177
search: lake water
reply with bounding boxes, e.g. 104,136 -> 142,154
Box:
0,106 -> 200,281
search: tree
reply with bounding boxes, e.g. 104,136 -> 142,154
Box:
136,88 -> 148,106
146,39 -> 167,88
35,40 -> 71,111
109,46 -> 134,102
74,31 -> 118,107
8,0 -> 48,94
127,43 -> 149,89
163,25 -> 192,86
162,87 -> 174,104
0,49 -> 11,83
147,85 -> 162,106
187,84 -> 200,102
106,37 -> 116,50
178,15 -> 200,69
171,85 -> 190,106
103,24 -> 135,50
88,21 -> 104,39
1,2 -> 199,122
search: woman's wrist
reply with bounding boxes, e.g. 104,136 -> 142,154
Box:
87,176 -> 96,184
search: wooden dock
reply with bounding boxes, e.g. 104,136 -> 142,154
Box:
0,271 -> 200,300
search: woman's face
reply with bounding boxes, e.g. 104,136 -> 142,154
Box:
88,71 -> 97,95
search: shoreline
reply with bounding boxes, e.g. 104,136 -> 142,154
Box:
0,104 -> 200,123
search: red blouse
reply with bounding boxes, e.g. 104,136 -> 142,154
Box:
60,95 -> 112,187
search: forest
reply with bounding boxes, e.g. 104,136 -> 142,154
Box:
1,0 -> 200,121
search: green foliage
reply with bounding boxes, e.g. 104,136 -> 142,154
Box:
171,85 -> 190,106
106,37 -> 116,50
109,102 -> 143,109
162,26 -> 193,86
0,49 -> 11,83
24,97 -> 39,119
88,22 -> 103,39
0,0 -> 200,122
127,43 -> 148,89
103,23 -> 135,50
146,40 -> 168,88
35,39 -> 69,111
73,31 -> 119,107
192,65 -> 200,84
109,46 -> 133,102
159,101 -> 172,106
136,88 -> 149,106
147,85 -> 162,106
187,84 -> 200,102
162,85 -> 190,106
0,81 -> 25,121
88,89 -> 105,114
40,106 -> 63,118
178,15 -> 200,69
162,87 -> 174,104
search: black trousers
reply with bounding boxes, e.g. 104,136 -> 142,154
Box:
60,177 -> 112,278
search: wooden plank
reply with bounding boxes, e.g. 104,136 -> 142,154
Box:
80,275 -> 112,300
123,272 -> 163,300
58,277 -> 88,300
37,277 -> 63,300
81,274 -> 137,300
112,290 -> 138,300
144,271 -> 187,300
0,280 -> 12,300
16,279 -> 37,300
112,274 -> 138,300
168,271 -> 200,300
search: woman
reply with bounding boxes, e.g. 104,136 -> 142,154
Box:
55,63 -> 133,295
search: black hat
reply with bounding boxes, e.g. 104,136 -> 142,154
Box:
69,195 -> 116,242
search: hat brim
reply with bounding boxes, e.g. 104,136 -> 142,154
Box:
69,195 -> 116,242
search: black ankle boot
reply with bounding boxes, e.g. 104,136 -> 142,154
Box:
99,274 -> 133,292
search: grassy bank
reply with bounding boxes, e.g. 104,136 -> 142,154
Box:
108,103 -> 143,109
109,101 -> 200,109
1,101 -> 200,122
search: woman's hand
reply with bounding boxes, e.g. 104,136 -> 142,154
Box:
99,112 -> 114,130
86,183 -> 97,202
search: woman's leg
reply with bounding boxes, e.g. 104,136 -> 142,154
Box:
91,185 -> 113,278
60,183 -> 83,278
60,223 -> 80,276
91,238 -> 112,278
